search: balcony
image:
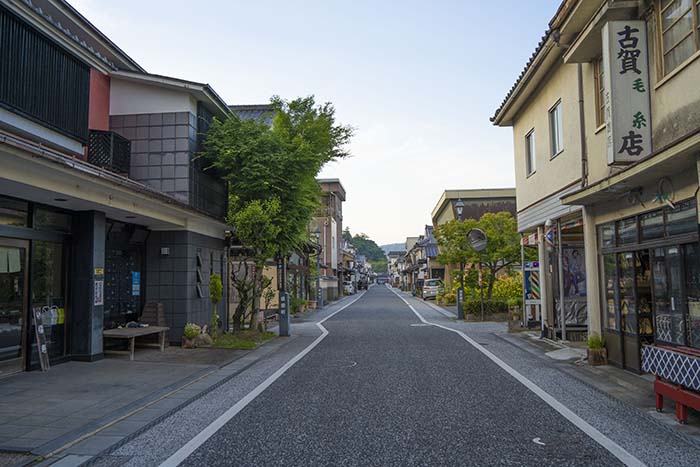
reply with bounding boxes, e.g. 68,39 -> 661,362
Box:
88,130 -> 131,175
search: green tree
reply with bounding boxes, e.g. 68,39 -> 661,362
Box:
203,96 -> 353,330
435,211 -> 526,299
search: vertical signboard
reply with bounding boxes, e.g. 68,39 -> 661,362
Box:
524,261 -> 541,305
32,308 -> 50,371
602,20 -> 652,165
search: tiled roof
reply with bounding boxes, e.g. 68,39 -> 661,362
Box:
490,30 -> 551,123
425,244 -> 439,258
229,104 -> 275,124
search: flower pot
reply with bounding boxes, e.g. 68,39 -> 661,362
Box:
182,336 -> 196,349
587,348 -> 607,366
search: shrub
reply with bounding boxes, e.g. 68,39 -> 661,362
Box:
587,333 -> 605,349
442,292 -> 456,305
184,322 -> 201,340
210,273 -> 223,305
462,299 -> 509,315
290,296 -> 306,314
491,273 -> 522,301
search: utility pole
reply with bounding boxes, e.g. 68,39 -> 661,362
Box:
277,255 -> 290,337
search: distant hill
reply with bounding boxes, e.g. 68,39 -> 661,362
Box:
380,243 -> 405,256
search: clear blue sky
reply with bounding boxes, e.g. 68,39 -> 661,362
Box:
73,0 -> 560,245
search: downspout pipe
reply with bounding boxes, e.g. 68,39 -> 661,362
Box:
578,63 -> 588,187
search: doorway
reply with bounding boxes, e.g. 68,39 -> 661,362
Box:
0,238 -> 28,375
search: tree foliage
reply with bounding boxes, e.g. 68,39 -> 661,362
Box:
435,212 -> 525,299
203,95 -> 353,330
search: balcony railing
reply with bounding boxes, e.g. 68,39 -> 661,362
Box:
88,130 -> 131,175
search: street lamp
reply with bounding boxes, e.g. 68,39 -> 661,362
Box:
455,198 -> 465,319
455,198 -> 464,221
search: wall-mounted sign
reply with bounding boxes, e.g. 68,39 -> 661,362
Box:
94,279 -> 104,306
94,267 -> 104,276
602,20 -> 652,165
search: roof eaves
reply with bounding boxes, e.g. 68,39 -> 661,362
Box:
21,0 -> 118,70
490,29 -> 553,125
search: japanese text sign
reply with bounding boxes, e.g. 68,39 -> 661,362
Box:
602,21 -> 652,165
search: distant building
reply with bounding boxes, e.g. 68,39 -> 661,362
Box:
431,189 -> 516,287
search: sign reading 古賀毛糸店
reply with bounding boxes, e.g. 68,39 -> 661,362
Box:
602,20 -> 652,165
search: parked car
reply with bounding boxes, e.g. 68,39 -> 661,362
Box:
422,279 -> 442,300
343,281 -> 355,295
357,279 -> 368,290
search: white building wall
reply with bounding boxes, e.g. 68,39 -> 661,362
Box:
110,79 -> 197,115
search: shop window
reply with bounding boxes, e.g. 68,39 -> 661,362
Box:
34,207 -> 72,233
30,241 -> 66,361
618,252 -> 637,335
0,196 -> 28,227
653,246 -> 686,345
616,217 -> 637,245
602,254 -> 618,331
599,223 -> 615,248
684,243 -> 700,348
640,209 -> 665,240
665,199 -> 696,236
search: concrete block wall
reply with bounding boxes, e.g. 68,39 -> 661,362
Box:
110,112 -> 197,204
145,231 -> 227,343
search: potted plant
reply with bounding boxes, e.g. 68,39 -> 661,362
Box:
587,333 -> 607,366
182,322 -> 201,349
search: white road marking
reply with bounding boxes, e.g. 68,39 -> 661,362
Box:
388,288 -> 646,467
532,437 -> 546,446
158,292 -> 366,467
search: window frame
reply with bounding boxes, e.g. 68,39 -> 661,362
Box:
656,0 -> 700,77
593,56 -> 606,128
548,100 -> 564,158
525,129 -> 536,177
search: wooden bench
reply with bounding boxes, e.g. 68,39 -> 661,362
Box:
103,326 -> 169,361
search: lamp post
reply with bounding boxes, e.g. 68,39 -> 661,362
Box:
455,198 -> 465,319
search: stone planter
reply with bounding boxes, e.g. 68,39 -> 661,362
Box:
182,336 -> 196,349
587,348 -> 607,366
308,300 -> 318,309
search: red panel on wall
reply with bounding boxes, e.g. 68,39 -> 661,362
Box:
88,68 -> 110,131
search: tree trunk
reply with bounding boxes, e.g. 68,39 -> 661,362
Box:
486,265 -> 497,299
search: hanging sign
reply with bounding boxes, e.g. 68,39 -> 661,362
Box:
32,307 -> 50,371
131,271 -> 141,296
602,20 -> 652,165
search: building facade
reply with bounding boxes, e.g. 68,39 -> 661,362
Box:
430,189 -> 517,288
311,179 -> 346,302
493,0 -> 700,381
0,0 -> 229,374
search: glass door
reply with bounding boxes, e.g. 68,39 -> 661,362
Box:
0,239 -> 28,375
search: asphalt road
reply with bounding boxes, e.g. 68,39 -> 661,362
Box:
176,286 -> 623,467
